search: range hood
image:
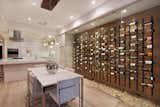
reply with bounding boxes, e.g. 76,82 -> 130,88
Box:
9,30 -> 24,42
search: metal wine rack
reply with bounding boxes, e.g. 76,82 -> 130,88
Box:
73,16 -> 155,102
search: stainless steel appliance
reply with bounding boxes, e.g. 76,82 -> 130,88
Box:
7,48 -> 19,58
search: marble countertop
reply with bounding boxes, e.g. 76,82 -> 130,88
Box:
29,67 -> 83,87
0,58 -> 47,65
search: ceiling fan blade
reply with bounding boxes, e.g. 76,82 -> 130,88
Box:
41,0 -> 60,11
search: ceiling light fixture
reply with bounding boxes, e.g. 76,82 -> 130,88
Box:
121,9 -> 127,13
91,0 -> 96,5
27,17 -> 31,21
70,16 -> 75,20
90,23 -> 95,26
75,29 -> 79,32
32,2 -> 37,6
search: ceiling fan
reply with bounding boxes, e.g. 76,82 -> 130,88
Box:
41,0 -> 60,11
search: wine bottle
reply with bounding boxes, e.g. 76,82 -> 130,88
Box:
101,43 -> 105,46
111,50 -> 115,52
141,83 -> 153,88
120,28 -> 125,31
145,45 -> 152,49
96,50 -> 99,53
118,65 -> 124,68
120,71 -> 125,75
140,37 -> 152,42
109,45 -> 114,48
119,47 -> 125,50
144,29 -> 154,33
130,63 -> 136,66
111,39 -> 114,41
144,76 -> 154,80
120,34 -> 125,37
147,83 -> 154,88
101,47 -> 106,51
129,70 -> 137,73
120,53 -> 125,56
130,43 -> 138,46
129,22 -> 136,26
129,49 -> 137,52
120,40 -> 125,44
101,63 -> 105,66
101,53 -> 105,56
103,37 -> 106,40
145,61 -> 152,64
143,68 -> 152,71
110,55 -> 115,58
130,28 -> 137,33
144,22 -> 152,26
111,67 -> 114,70
89,44 -> 93,47
131,35 -> 137,39
110,34 -> 115,38
110,72 -> 115,75
130,77 -> 135,80
110,28 -> 114,31
120,59 -> 125,61
139,52 -> 152,57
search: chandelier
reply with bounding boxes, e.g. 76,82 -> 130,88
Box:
43,35 -> 56,49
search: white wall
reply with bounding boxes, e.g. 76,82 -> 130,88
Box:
56,33 -> 73,68
0,29 -> 49,59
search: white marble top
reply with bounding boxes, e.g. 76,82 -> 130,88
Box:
0,58 -> 47,65
29,67 -> 82,87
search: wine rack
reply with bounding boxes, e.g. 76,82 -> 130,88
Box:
73,13 -> 159,103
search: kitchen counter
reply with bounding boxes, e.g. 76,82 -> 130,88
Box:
0,58 -> 47,65
0,58 -> 47,82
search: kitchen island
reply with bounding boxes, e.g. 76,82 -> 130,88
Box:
0,58 -> 47,82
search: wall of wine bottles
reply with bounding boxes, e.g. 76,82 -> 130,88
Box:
73,6 -> 160,104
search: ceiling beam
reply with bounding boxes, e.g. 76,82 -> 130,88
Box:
41,0 -> 60,11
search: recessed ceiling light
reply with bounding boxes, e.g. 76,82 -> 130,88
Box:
27,17 -> 31,21
48,35 -> 52,38
32,2 -> 37,6
121,9 -> 127,13
70,16 -> 75,20
75,29 -> 79,32
90,23 -> 95,26
91,0 -> 96,5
